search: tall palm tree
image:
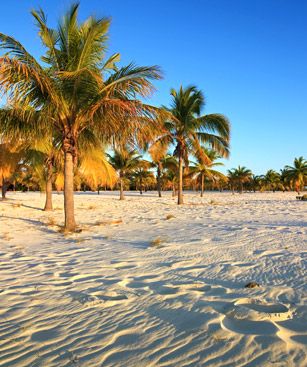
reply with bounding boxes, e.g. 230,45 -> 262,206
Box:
108,148 -> 142,200
159,86 -> 230,204
284,157 -> 307,194
0,3 -> 162,231
227,166 -> 252,193
189,148 -> 226,197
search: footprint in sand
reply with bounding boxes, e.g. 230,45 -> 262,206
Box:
110,260 -> 138,270
176,282 -> 212,293
221,298 -> 293,336
31,327 -> 60,342
67,290 -> 128,306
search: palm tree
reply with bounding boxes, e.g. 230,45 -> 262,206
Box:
1,107 -> 115,210
280,168 -> 290,192
284,157 -> 307,194
160,157 -> 179,196
189,148 -> 226,197
0,3 -> 162,231
26,145 -> 59,211
0,142 -> 24,199
130,161 -> 155,194
148,140 -> 169,198
248,174 -> 262,192
159,86 -> 230,204
262,169 -> 281,192
227,166 -> 252,193
108,148 -> 142,200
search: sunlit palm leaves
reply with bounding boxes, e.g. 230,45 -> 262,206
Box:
0,3 -> 162,230
160,85 -> 230,203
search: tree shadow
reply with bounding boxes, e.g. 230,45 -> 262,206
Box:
1,215 -> 57,235
21,204 -> 44,211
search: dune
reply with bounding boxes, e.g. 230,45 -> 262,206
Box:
0,191 -> 306,366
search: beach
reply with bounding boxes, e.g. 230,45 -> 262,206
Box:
0,191 -> 306,366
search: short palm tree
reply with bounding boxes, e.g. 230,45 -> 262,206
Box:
159,86 -> 230,204
148,140 -> 169,198
108,148 -> 142,200
130,161 -> 154,194
0,142 -> 24,199
1,107 -> 115,210
248,174 -> 262,192
0,3 -> 162,231
227,166 -> 252,193
189,148 -> 226,197
284,157 -> 307,194
160,158 -> 179,196
262,169 -> 281,192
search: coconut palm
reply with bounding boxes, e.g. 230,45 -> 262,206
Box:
284,157 -> 307,194
248,174 -> 262,192
108,148 -> 142,200
159,86 -> 230,204
130,161 -> 155,194
0,3 -> 162,231
189,148 -> 226,197
262,169 -> 281,192
0,141 -> 24,199
148,140 -> 169,198
160,157 -> 179,196
1,106 -> 115,210
227,166 -> 252,193
280,168 -> 291,192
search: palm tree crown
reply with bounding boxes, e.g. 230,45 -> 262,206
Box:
227,166 -> 252,193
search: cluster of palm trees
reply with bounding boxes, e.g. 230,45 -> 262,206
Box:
227,157 -> 307,194
0,4 -> 231,231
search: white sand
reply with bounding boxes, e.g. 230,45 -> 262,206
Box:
0,191 -> 306,366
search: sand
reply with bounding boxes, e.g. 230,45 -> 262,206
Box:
0,191 -> 306,366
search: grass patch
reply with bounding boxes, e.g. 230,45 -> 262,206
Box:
57,226 -> 82,234
209,199 -> 218,205
150,237 -> 166,249
94,219 -> 123,226
87,205 -> 97,210
165,214 -> 175,220
2,232 -> 12,241
46,217 -> 57,226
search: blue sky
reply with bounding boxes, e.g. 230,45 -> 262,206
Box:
1,0 -> 306,174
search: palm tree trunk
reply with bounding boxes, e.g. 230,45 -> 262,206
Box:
44,163 -> 53,211
2,176 -> 8,200
200,173 -> 204,197
157,162 -> 162,198
140,178 -> 143,194
119,177 -> 125,200
64,151 -> 76,232
239,182 -> 243,194
178,155 -> 183,205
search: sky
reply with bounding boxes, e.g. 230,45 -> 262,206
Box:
0,0 -> 306,174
